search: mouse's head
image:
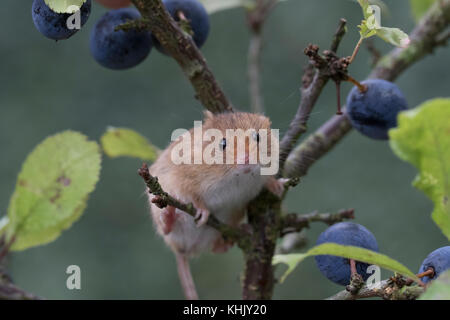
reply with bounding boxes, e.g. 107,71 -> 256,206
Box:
198,111 -> 277,176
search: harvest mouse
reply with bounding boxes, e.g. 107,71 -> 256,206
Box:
147,111 -> 285,299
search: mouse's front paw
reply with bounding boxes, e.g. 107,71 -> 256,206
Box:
194,207 -> 210,227
266,177 -> 289,198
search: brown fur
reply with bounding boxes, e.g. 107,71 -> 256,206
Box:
147,111 -> 279,300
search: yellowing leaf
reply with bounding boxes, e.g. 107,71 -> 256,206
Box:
376,27 -> 410,48
273,243 -> 418,283
410,0 -> 437,22
390,98 -> 450,240
101,127 -> 159,161
419,270 -> 450,300
5,131 -> 101,250
44,0 -> 87,13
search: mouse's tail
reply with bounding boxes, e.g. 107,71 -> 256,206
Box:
175,251 -> 198,300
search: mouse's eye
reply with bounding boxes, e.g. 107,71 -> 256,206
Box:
252,132 -> 260,143
219,138 -> 227,150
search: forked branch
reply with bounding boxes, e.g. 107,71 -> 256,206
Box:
283,0 -> 450,179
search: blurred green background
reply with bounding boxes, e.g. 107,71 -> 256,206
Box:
0,0 -> 448,299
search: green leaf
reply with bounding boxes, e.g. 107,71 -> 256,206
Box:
358,21 -> 377,39
5,131 -> 101,251
101,127 -> 159,161
358,0 -> 372,19
419,270 -> 450,300
357,0 -> 410,47
44,0 -> 87,13
376,27 -> 410,48
273,243 -> 419,283
410,0 -> 436,22
389,98 -> 450,240
272,252 -> 309,283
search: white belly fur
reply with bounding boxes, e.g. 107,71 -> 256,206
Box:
162,167 -> 268,255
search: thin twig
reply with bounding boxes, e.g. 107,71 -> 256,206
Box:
247,31 -> 265,113
0,266 -> 41,300
138,163 -> 247,245
246,0 -> 279,113
349,37 -> 364,64
0,282 -> 42,300
346,75 -> 367,92
283,113 -> 353,178
330,18 -> 348,53
335,81 -> 342,115
246,0 -> 278,113
278,19 -> 348,173
327,280 -> 389,300
327,278 -> 424,300
0,235 -> 16,263
280,209 -> 354,236
283,0 -> 450,179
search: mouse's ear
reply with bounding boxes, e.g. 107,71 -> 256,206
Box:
203,110 -> 214,120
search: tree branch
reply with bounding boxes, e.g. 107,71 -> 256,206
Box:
247,28 -> 264,113
0,282 -> 41,300
280,208 -> 355,236
130,0 -> 449,302
131,0 -> 233,114
283,0 -> 450,179
278,19 -> 347,173
138,163 -> 248,245
246,0 -> 278,113
326,279 -> 424,300
0,261 -> 41,300
283,113 -> 352,178
242,190 -> 281,300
